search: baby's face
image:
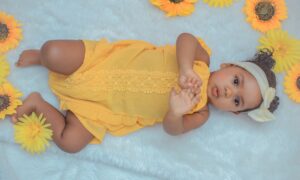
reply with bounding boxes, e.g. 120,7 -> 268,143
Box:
207,64 -> 262,113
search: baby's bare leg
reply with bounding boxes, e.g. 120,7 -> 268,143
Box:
12,92 -> 93,153
17,40 -> 85,75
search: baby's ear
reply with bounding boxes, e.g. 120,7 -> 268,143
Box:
220,63 -> 232,69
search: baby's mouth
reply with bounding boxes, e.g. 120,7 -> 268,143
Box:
212,86 -> 219,98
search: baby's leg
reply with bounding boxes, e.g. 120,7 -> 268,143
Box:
12,92 -> 93,153
17,40 -> 85,75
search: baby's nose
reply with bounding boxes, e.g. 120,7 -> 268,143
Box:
225,87 -> 232,98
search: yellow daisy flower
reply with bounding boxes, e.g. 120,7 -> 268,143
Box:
0,55 -> 10,85
284,64 -> 300,103
0,82 -> 22,119
14,112 -> 53,154
150,0 -> 198,17
243,0 -> 287,33
258,29 -> 300,73
203,0 -> 235,8
0,11 -> 23,53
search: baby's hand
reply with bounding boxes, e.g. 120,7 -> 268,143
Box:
169,88 -> 200,116
178,69 -> 202,94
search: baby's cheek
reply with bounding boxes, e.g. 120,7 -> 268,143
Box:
214,99 -> 233,111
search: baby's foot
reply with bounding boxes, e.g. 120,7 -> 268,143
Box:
11,92 -> 42,124
16,50 -> 41,67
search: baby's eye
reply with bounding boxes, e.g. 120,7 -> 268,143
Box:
233,75 -> 239,86
234,97 -> 240,107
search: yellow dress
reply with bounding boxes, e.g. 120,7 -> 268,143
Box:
48,38 -> 211,144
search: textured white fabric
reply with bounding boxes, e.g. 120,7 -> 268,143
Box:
1,0 -> 300,179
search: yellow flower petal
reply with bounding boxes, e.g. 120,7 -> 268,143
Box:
284,64 -> 300,103
0,55 -> 10,85
150,0 -> 197,17
203,0 -> 235,8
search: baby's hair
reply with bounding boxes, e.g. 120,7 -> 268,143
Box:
246,49 -> 280,113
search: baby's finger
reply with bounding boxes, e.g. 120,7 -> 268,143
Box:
181,82 -> 189,89
192,78 -> 200,87
187,88 -> 195,99
190,78 -> 196,85
194,84 -> 201,94
170,88 -> 178,97
181,89 -> 190,98
186,77 -> 191,84
196,79 -> 202,86
191,94 -> 200,105
181,88 -> 189,94
183,77 -> 189,86
194,88 -> 200,95
11,114 -> 18,124
195,79 -> 201,89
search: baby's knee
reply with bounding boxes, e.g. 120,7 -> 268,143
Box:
40,40 -> 61,66
28,92 -> 44,103
56,140 -> 85,154
59,144 -> 80,154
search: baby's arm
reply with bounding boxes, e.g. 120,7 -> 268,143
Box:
163,33 -> 211,135
176,33 -> 210,69
176,33 -> 210,91
163,88 -> 209,135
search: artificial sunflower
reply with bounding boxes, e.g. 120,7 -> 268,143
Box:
0,11 -> 23,53
258,29 -> 300,73
14,112 -> 53,154
0,82 -> 22,119
150,0 -> 198,17
203,0 -> 235,8
0,55 -> 10,85
284,63 -> 300,103
243,0 -> 287,33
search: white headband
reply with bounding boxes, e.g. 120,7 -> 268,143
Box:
229,62 -> 276,122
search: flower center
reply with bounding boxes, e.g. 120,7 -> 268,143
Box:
255,2 -> 275,21
0,23 -> 9,41
0,95 -> 10,111
169,0 -> 183,3
30,124 -> 41,138
297,77 -> 300,90
276,44 -> 287,57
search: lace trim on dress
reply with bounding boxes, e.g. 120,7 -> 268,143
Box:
64,69 -> 178,94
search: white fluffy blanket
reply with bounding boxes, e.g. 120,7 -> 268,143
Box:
1,0 -> 300,179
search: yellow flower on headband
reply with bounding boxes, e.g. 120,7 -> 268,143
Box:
150,0 -> 198,17
0,11 -> 23,53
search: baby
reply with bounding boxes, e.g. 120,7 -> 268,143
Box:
11,33 -> 279,153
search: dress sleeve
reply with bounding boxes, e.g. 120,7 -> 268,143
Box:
196,37 -> 212,56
